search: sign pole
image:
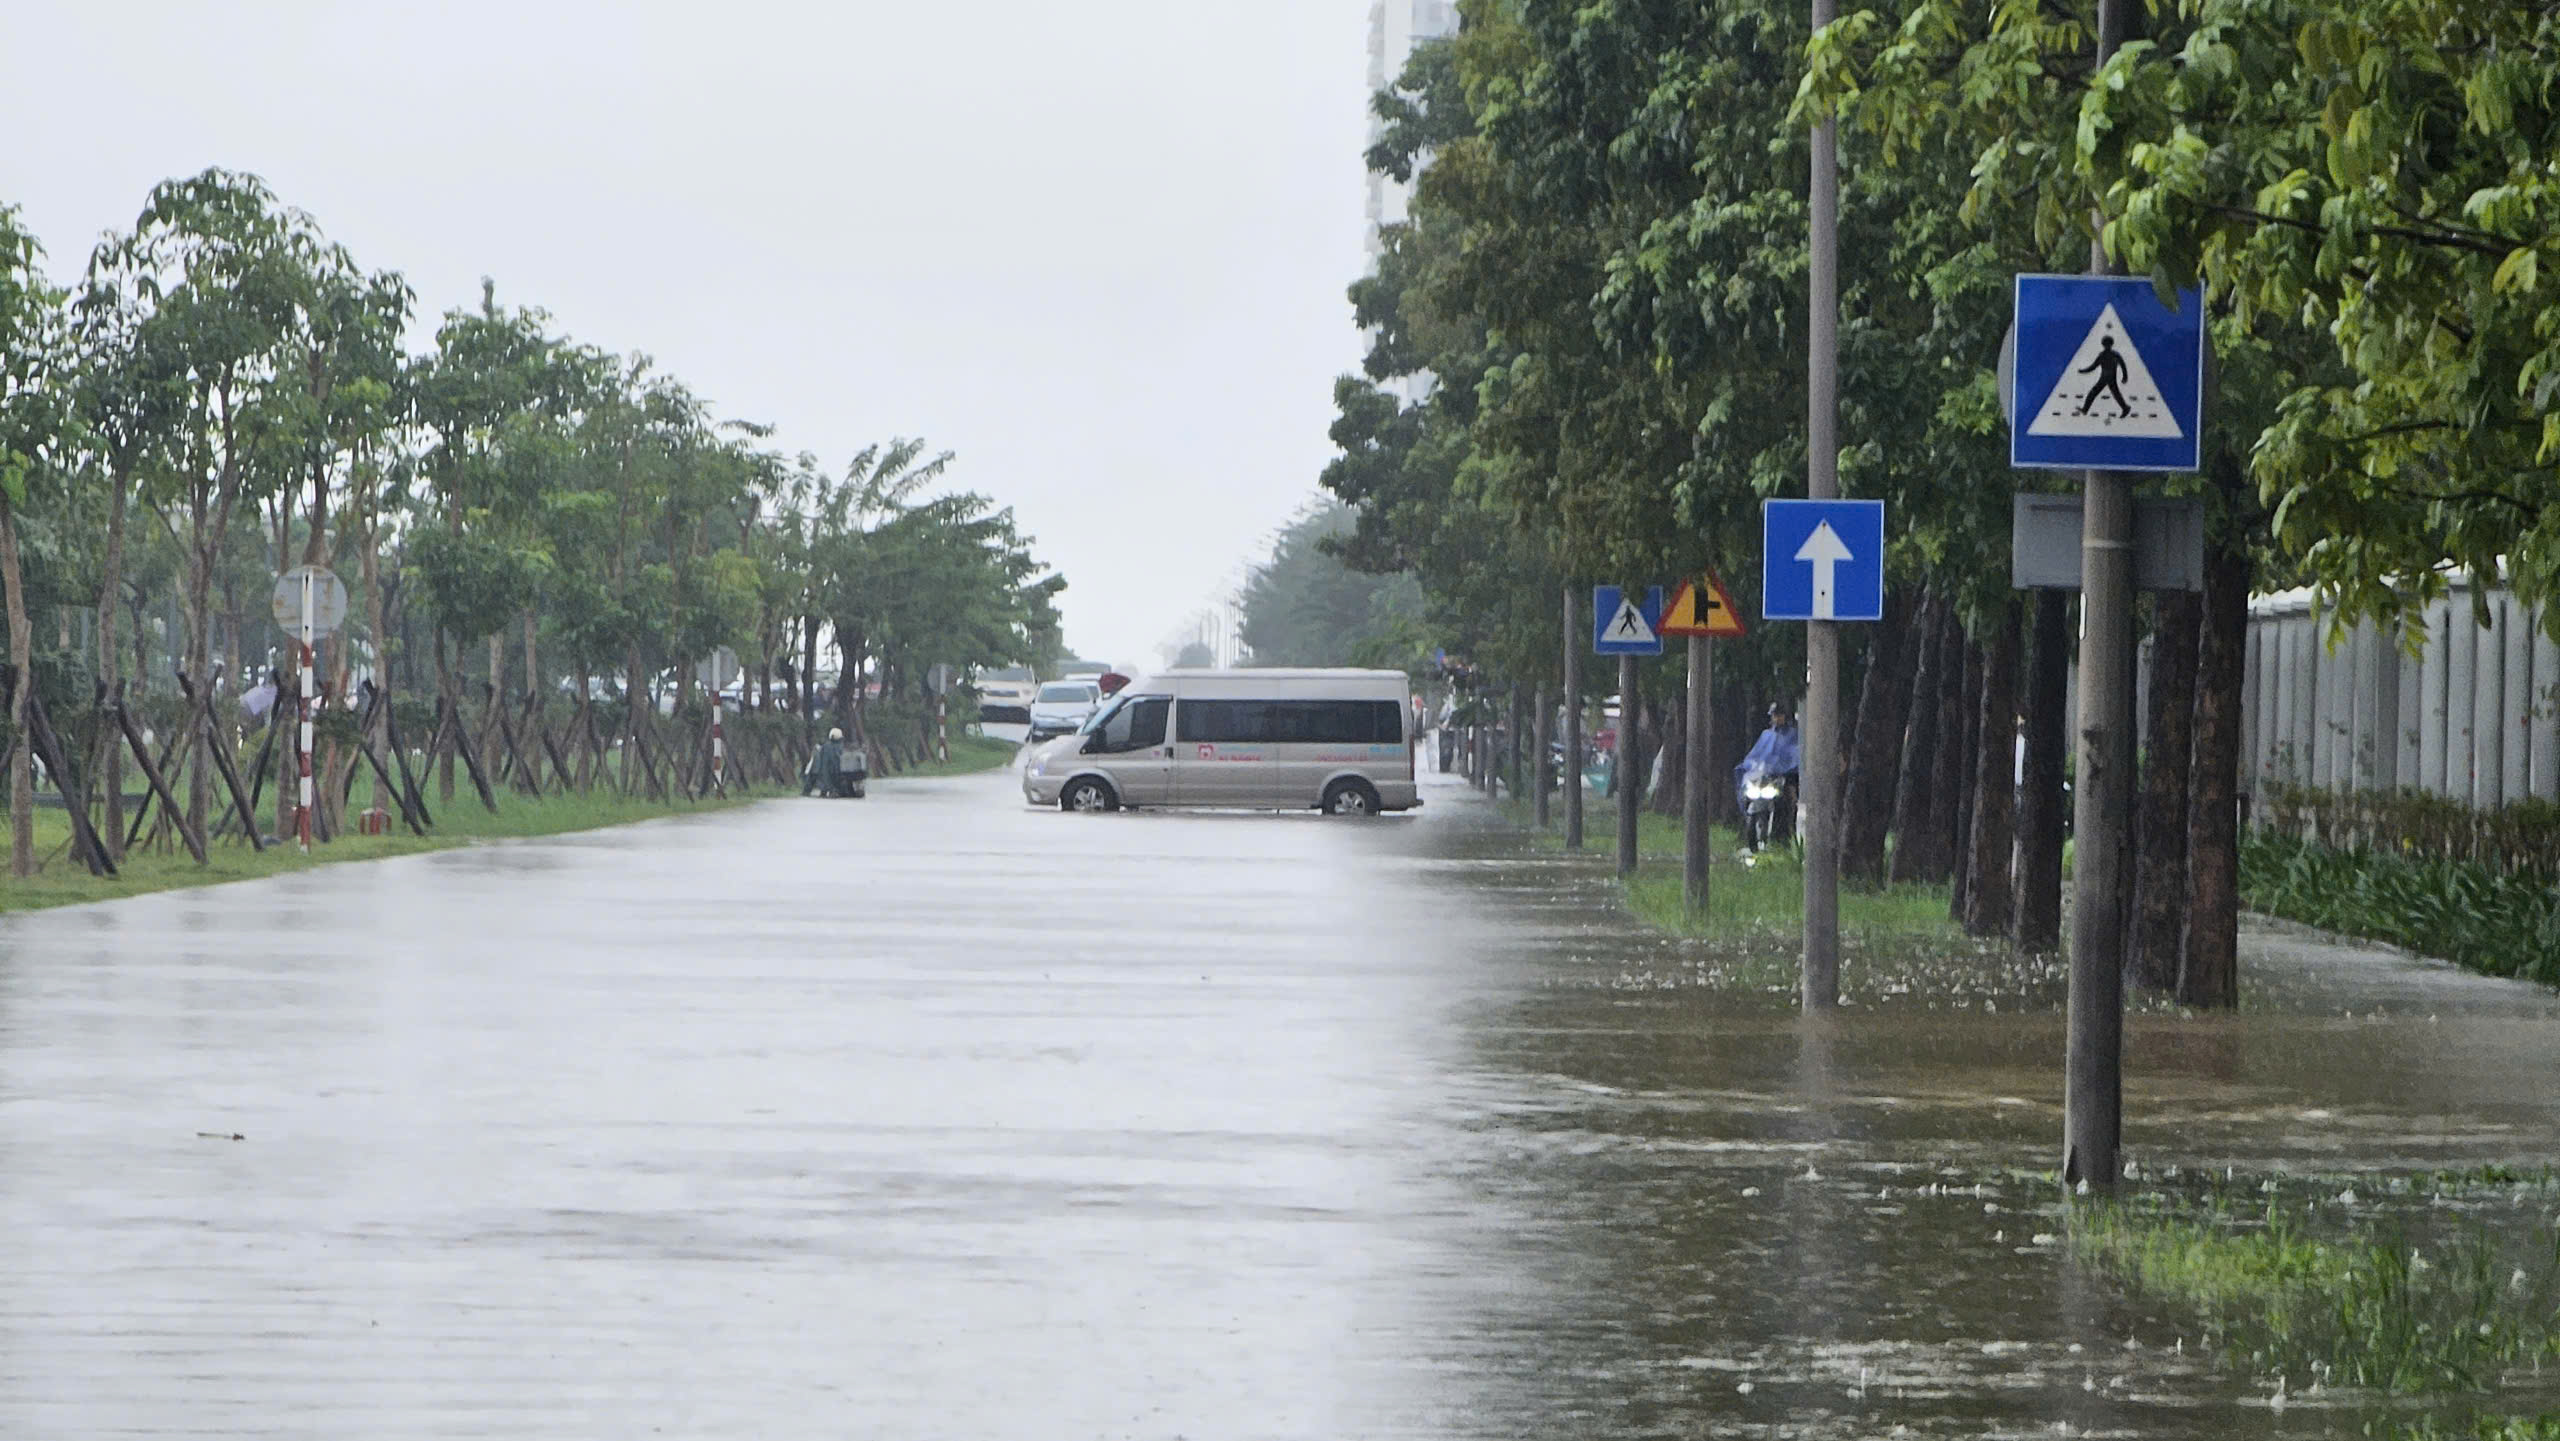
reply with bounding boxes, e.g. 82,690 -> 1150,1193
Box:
1616,651 -> 1640,876
297,570 -> 315,853
2064,0 -> 2135,1195
1803,0 -> 1844,1009
710,691 -> 726,794
1562,586 -> 1584,851
1683,633 -> 1711,915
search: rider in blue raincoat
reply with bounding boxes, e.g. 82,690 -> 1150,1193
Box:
1733,702 -> 1801,812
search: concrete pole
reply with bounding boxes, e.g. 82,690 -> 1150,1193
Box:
297,572 -> 316,853
1618,652 -> 1641,877
1802,0 -> 1843,1009
1684,634 -> 1712,914
2064,0 -> 2133,1196
1564,586 -> 1585,850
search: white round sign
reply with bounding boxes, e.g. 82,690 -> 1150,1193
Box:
271,565 -> 351,639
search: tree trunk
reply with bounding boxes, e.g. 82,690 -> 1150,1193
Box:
2179,528 -> 2249,1009
1532,683 -> 1552,829
1,495 -> 34,878
2131,589 -> 2202,992
2014,590 -> 2072,952
1928,628 -> 1977,888
1962,601 -> 2021,938
435,630 -> 458,803
1945,642 -> 1986,926
1838,594 -> 1916,887
95,461 -> 134,863
1887,594 -> 1947,885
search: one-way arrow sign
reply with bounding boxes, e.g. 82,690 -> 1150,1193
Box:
1763,499 -> 1885,623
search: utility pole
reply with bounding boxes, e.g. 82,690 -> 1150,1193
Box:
2064,0 -> 2134,1194
1617,651 -> 1641,876
1802,0 -> 1843,1009
1684,634 -> 1711,914
1563,585 -> 1584,850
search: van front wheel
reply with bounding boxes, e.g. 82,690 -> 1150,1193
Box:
1061,778 -> 1118,814
1322,780 -> 1382,816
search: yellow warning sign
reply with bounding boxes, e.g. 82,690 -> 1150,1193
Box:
1660,572 -> 1748,638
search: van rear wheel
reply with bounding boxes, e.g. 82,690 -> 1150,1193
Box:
1061,778 -> 1118,813
1322,780 -> 1382,816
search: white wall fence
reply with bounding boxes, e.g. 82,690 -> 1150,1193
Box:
2245,578 -> 2560,807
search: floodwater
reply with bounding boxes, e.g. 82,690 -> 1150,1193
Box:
2,764 -> 2556,1438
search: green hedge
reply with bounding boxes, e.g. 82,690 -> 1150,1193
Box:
2259,784 -> 2560,884
2241,829 -> 2560,985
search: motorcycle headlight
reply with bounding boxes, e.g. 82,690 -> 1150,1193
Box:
1746,780 -> 1780,800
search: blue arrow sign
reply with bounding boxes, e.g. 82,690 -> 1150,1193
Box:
1592,585 -> 1665,656
1763,500 -> 1885,623
2011,275 -> 2205,472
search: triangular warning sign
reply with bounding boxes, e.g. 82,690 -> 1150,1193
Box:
1604,594 -> 1658,646
2026,303 -> 2184,439
1662,573 -> 1748,638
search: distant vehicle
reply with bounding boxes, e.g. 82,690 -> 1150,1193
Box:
978,665 -> 1037,723
1055,659 -> 1111,679
1020,668 -> 1421,815
1025,680 -> 1102,741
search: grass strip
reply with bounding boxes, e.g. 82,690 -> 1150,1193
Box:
2074,1177 -> 2560,1399
2,785 -> 787,915
1501,792 -> 1963,943
885,733 -> 1018,779
2242,829 -> 2560,986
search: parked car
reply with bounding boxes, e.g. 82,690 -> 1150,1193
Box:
977,665 -> 1038,724
1025,680 -> 1102,741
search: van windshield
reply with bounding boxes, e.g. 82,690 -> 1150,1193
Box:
1077,694 -> 1127,736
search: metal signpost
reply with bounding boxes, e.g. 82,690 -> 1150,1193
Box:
1661,574 -> 1748,915
270,566 -> 349,853
2007,98 -> 2207,1190
1592,586 -> 1664,877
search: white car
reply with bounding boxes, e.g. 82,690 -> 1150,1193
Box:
1025,681 -> 1102,741
976,666 -> 1038,723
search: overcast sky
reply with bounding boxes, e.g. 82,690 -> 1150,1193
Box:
4,1 -> 1378,667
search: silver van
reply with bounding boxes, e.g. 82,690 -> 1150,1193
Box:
1021,668 -> 1421,814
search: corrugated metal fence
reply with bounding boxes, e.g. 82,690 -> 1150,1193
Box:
2245,579 -> 2560,806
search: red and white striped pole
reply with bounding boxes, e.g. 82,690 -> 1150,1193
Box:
935,689 -> 948,764
296,571 -> 315,852
710,691 -> 726,793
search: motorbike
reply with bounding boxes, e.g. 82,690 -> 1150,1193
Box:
1739,766 -> 1796,858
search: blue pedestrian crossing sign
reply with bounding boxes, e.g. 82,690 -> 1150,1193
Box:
1592,585 -> 1666,656
2010,275 -> 2206,472
1763,499 -> 1885,623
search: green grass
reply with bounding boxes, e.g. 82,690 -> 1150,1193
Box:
2074,1173 -> 2560,1398
887,732 -> 1018,778
2,784 -> 787,915
1506,793 -> 1963,943
2243,829 -> 2560,985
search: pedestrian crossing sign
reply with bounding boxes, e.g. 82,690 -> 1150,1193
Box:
2010,275 -> 2205,472
1660,572 -> 1747,638
1592,585 -> 1665,656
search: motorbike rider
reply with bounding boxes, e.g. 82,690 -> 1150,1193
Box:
802,727 -> 865,798
1733,701 -> 1802,843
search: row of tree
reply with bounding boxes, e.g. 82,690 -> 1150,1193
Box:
0,169 -> 1064,879
1323,1 -> 2556,1004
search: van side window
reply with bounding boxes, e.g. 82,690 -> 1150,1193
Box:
1172,699 -> 1402,744
1100,697 -> 1168,752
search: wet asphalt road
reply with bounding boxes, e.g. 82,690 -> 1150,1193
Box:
4,762 -> 2559,1438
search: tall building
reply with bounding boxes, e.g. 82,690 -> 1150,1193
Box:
1362,0 -> 1459,263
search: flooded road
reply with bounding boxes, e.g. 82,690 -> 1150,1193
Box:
3,767 -> 2556,1437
